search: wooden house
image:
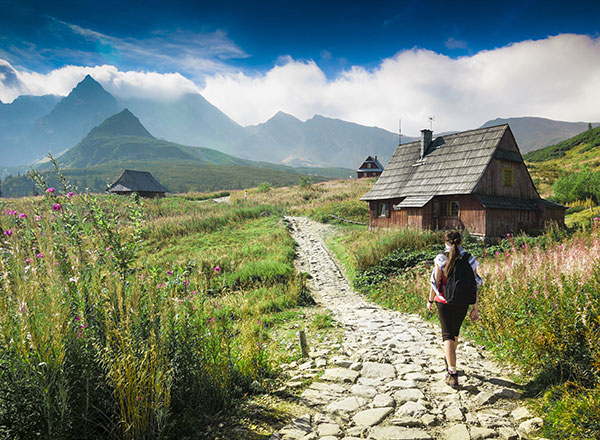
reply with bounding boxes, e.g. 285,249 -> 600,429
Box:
360,124 -> 565,237
357,156 -> 384,178
107,170 -> 168,198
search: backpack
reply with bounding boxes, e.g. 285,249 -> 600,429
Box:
444,252 -> 477,305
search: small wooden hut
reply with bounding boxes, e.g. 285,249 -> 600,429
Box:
357,156 -> 384,178
107,170 -> 168,198
360,124 -> 565,237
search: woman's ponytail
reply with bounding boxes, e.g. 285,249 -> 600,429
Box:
444,230 -> 462,277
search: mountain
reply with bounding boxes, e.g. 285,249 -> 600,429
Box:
122,93 -> 246,153
481,117 -> 597,153
27,75 -> 121,159
0,94 -> 61,166
236,112 -> 412,168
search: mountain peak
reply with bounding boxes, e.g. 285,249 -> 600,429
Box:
87,109 -> 155,140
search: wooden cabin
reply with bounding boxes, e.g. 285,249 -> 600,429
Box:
357,156 -> 384,178
107,170 -> 168,198
361,124 -> 565,237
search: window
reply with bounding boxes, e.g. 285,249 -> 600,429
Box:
503,168 -> 514,187
376,202 -> 389,218
449,201 -> 459,217
440,201 -> 448,217
433,200 -> 440,217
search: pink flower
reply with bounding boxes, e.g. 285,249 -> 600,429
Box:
51,203 -> 61,211
214,266 -> 221,273
36,252 -> 43,259
190,290 -> 197,295
25,258 -> 31,264
46,187 -> 55,194
3,230 -> 12,236
54,262 -> 59,266
74,316 -> 80,321
19,213 -> 27,219
167,270 -> 173,275
506,233 -> 511,237
106,246 -> 111,251
35,216 -> 42,221
67,192 -> 74,197
209,317 -> 215,322
258,320 -> 262,325
595,217 -> 600,222
183,279 -> 189,285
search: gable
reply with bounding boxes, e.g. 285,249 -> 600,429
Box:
361,125 -> 508,201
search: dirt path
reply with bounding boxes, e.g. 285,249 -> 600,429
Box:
270,216 -> 544,440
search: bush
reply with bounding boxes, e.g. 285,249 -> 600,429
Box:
257,182 -> 272,193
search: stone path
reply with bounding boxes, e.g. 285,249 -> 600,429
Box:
271,217 -> 544,440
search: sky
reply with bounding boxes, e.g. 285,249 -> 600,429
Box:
1,0 -> 599,135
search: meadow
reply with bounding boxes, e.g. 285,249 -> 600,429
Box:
2,169 -> 600,439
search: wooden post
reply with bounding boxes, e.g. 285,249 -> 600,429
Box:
299,330 -> 309,358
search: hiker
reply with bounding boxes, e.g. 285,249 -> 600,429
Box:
426,230 -> 481,387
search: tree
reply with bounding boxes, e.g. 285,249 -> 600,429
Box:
589,122 -> 593,131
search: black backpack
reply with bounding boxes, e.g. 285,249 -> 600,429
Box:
444,252 -> 477,305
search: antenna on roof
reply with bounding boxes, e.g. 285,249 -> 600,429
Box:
428,116 -> 435,131
398,118 -> 402,146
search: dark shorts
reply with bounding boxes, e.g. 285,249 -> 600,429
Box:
436,302 -> 469,341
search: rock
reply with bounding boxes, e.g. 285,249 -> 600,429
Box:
322,368 -> 360,383
476,413 -> 511,428
393,388 -> 425,404
474,391 -> 498,406
470,427 -> 496,440
494,387 -> 522,400
358,377 -> 385,387
332,357 -> 354,368
391,416 -> 423,427
372,393 -> 395,408
386,379 -> 419,390
317,423 -> 341,437
327,396 -> 367,413
395,401 -> 428,418
361,362 -> 396,379
497,427 -> 519,440
352,407 -> 394,426
444,424 -> 471,440
518,417 -> 544,436
250,380 -> 265,393
280,414 -> 312,439
445,407 -> 464,421
368,426 -> 432,440
351,384 -> 378,398
319,436 -> 339,440
316,358 -> 327,368
299,360 -> 315,370
341,437 -> 363,440
404,372 -> 428,382
420,414 -> 438,426
301,434 -> 317,440
510,406 -> 532,422
345,426 -> 366,437
350,362 -> 363,371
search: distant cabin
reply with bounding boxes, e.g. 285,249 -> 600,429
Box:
360,124 -> 565,237
107,170 -> 168,198
357,156 -> 384,178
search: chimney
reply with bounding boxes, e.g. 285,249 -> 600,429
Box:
420,129 -> 432,159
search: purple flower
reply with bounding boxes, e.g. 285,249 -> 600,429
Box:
19,213 -> 27,219
54,262 -> 59,266
46,187 -> 55,194
3,230 -> 12,236
35,215 -> 42,221
74,316 -> 80,322
36,252 -> 43,259
67,192 -> 74,197
258,320 -> 262,325
51,203 -> 61,211
25,258 -> 31,264
595,217 -> 600,222
167,270 -> 173,275
183,279 -> 189,285
506,233 -> 511,238
190,290 -> 197,295
214,266 -> 221,273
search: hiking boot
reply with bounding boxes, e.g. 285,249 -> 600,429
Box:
445,372 -> 459,388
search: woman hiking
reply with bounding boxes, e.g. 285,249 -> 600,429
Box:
427,230 -> 481,388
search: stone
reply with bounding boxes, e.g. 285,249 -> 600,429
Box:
420,414 -> 438,427
391,416 -> 423,427
317,423 -> 341,437
345,426 -> 366,437
319,436 -> 339,440
361,362 -> 396,379
494,388 -> 522,400
358,377 -> 384,387
322,368 -> 360,383
497,427 -> 519,440
444,424 -> 471,440
332,357 -> 354,368
280,414 -> 312,439
386,379 -> 418,390
476,413 -> 511,428
299,360 -> 315,370
445,407 -> 464,421
316,358 -> 327,368
393,388 -> 425,404
351,384 -> 378,398
301,434 -> 317,440
470,427 -> 496,440
474,391 -> 498,406
372,393 -> 395,408
510,406 -> 532,422
368,426 -> 432,440
327,396 -> 367,413
341,437 -> 363,440
350,362 -> 363,371
518,417 -> 544,436
395,401 -> 428,418
404,372 -> 428,382
352,407 -> 393,426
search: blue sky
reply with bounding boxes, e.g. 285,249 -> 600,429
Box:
1,0 -> 599,134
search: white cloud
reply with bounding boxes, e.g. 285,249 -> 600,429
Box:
1,34 -> 600,136
201,34 -> 600,135
445,37 -> 468,50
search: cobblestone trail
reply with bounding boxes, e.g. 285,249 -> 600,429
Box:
271,217 -> 544,440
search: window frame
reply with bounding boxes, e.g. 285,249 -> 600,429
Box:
503,168 -> 514,187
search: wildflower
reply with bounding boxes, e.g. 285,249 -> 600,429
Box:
25,258 -> 31,264
36,252 -> 43,259
3,230 -> 12,236
558,245 -> 563,250
506,233 -> 511,237
258,320 -> 262,325
51,203 -> 61,211
209,317 -> 215,322
74,316 -> 80,322
167,270 -> 173,275
495,251 -> 500,256
157,283 -> 166,288
595,217 -> 600,222
67,192 -> 74,197
106,246 -> 110,251
190,290 -> 197,295
46,187 -> 55,194
214,266 -> 221,273
183,279 -> 189,285
19,213 -> 27,219
36,215 -> 42,221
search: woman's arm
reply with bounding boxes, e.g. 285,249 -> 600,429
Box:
470,268 -> 480,321
427,265 -> 442,312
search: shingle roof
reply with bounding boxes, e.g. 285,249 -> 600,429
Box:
361,125 -> 509,201
476,195 -> 539,210
394,195 -> 434,208
107,170 -> 169,193
357,155 -> 384,172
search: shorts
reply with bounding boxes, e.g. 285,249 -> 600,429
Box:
436,302 -> 469,341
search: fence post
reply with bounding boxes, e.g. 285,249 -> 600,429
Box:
299,330 -> 309,358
